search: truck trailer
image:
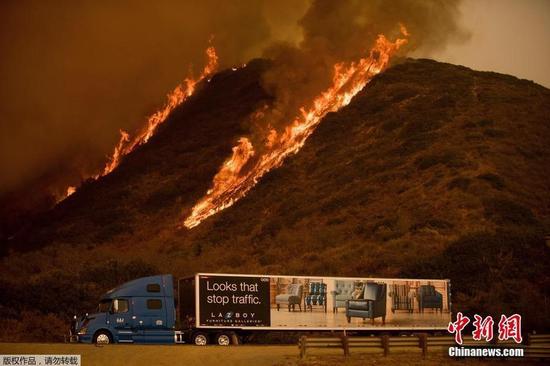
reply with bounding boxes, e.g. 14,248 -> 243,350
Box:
72,273 -> 452,345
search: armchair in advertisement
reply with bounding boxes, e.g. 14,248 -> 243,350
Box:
276,283 -> 303,312
305,282 -> 327,312
417,284 -> 443,313
390,284 -> 414,313
346,282 -> 387,325
330,280 -> 354,312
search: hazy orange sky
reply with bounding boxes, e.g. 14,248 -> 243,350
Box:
423,0 -> 550,87
1,0 -> 549,196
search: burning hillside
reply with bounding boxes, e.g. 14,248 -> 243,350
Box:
2,0 -> 550,345
1,0 -> 470,238
2,58 -> 550,340
98,46 -> 218,179
3,58 -> 549,260
59,46 -> 219,201
184,31 -> 408,228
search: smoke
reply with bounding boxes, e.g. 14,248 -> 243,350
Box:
183,0 -> 470,228
256,0 -> 469,140
0,0 -> 308,197
0,0 -> 467,204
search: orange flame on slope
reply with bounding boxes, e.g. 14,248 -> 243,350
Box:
66,186 -> 76,197
57,45 -> 218,203
184,30 -> 408,229
55,185 -> 76,204
99,46 -> 218,178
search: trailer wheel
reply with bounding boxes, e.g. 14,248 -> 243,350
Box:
216,333 -> 231,346
192,332 -> 208,346
93,330 -> 112,345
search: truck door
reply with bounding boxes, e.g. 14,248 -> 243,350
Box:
109,298 -> 134,343
131,297 -> 173,343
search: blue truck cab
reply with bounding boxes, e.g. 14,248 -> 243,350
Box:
74,274 -> 179,344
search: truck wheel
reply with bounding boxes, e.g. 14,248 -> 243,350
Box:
216,333 -> 231,346
93,330 -> 112,345
193,332 -> 208,346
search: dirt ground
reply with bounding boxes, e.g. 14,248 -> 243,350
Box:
0,343 -> 545,366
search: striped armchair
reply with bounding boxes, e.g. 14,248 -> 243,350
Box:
390,284 -> 414,313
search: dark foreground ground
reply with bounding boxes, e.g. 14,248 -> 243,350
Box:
0,343 -> 545,366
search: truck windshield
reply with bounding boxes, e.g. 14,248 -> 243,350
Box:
98,299 -> 112,312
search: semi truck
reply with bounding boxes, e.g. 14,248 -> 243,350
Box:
71,273 -> 452,345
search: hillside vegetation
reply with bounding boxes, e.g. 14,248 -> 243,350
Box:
1,59 -> 550,340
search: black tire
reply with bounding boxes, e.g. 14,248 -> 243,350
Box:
93,330 -> 112,345
192,332 -> 209,346
216,332 -> 231,346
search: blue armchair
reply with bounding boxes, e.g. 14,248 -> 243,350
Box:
346,282 -> 387,325
330,280 -> 355,313
276,283 -> 303,312
417,285 -> 443,313
305,282 -> 327,312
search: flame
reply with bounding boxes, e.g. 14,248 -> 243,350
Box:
184,29 -> 408,229
55,185 -> 76,204
187,137 -> 255,220
399,23 -> 410,37
66,186 -> 76,197
58,45 -> 218,201
99,46 -> 218,178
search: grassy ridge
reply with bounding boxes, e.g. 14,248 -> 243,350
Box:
1,59 -> 549,340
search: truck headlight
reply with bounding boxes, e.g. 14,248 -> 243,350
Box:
77,327 -> 87,335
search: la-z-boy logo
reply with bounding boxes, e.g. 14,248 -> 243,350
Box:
210,312 -> 256,319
